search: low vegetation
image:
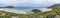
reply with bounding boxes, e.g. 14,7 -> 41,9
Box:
0,4 -> 60,18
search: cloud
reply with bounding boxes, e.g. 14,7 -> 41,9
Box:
0,0 -> 27,4
55,0 -> 60,3
0,0 -> 60,7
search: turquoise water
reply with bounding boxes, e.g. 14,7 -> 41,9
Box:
7,7 -> 46,12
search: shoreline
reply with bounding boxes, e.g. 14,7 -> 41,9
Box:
0,8 -> 27,14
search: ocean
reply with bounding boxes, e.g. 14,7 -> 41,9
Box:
1,7 -> 46,14
9,7 -> 46,11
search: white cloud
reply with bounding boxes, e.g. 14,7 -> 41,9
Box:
0,0 -> 28,4
0,0 -> 60,7
55,0 -> 60,3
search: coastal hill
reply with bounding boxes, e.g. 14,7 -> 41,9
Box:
46,4 -> 60,18
0,6 -> 15,8
47,4 -> 60,8
0,4 -> 60,18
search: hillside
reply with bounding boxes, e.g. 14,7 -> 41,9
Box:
47,4 -> 60,8
0,6 -> 15,8
0,4 -> 60,18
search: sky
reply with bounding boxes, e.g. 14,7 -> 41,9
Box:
0,0 -> 60,7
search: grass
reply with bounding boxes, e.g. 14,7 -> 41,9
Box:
0,7 -> 60,18
0,11 -> 53,18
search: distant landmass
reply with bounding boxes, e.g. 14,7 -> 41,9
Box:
47,4 -> 60,8
0,6 -> 15,8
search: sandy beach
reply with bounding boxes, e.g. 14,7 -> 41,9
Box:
0,8 -> 27,14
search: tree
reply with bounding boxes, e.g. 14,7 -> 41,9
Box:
32,9 -> 41,13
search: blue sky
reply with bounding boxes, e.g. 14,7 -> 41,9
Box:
0,0 -> 60,7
